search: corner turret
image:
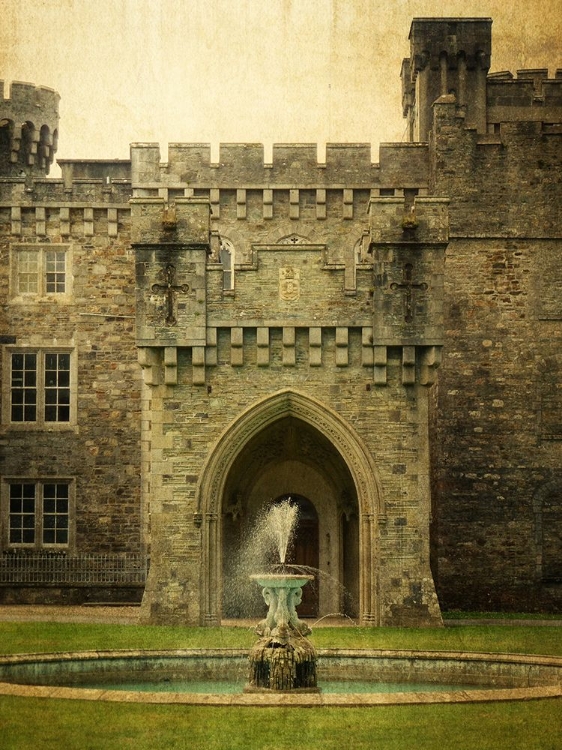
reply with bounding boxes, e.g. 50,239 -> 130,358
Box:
0,80 -> 60,177
402,18 -> 492,141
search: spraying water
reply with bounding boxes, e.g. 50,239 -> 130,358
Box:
223,498 -> 300,618
267,499 -> 298,565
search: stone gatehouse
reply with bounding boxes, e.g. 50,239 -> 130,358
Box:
0,18 -> 560,623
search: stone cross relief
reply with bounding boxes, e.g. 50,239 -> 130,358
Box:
151,263 -> 190,325
390,263 -> 428,323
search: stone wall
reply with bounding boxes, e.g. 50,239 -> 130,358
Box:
1,16 -> 561,616
134,193 -> 445,626
429,79 -> 562,611
0,176 -> 143,602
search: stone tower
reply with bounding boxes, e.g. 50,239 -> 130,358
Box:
0,81 -> 59,177
402,18 -> 492,141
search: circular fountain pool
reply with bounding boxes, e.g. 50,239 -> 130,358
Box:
0,649 -> 560,706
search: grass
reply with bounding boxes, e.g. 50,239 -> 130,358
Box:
0,621 -> 561,749
0,622 -> 256,655
0,621 -> 561,658
2,697 -> 561,750
443,611 -> 562,621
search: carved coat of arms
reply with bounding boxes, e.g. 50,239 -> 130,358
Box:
279,266 -> 300,301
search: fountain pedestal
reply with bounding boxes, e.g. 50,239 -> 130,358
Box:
246,574 -> 319,692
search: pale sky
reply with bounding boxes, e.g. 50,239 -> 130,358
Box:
1,0 -> 561,166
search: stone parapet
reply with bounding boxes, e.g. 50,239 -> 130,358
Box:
378,143 -> 429,188
130,196 -> 210,246
487,69 -> 562,107
0,177 -> 131,204
369,196 -> 449,245
131,142 -> 383,188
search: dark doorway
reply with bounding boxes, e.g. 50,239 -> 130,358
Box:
272,494 -> 319,617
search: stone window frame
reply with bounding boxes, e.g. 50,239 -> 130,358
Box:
219,238 -> 235,291
1,477 -> 75,552
9,243 -> 73,303
2,345 -> 78,431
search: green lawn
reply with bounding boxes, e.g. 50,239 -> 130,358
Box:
0,622 -> 561,750
0,621 -> 561,657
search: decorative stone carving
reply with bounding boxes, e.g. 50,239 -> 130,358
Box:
279,266 -> 300,301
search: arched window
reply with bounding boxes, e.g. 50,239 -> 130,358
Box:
20,121 -> 35,166
219,238 -> 235,291
0,119 -> 13,150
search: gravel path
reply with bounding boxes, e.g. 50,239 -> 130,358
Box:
0,605 -> 141,625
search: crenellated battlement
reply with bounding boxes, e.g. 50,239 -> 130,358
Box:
487,69 -> 562,112
0,176 -> 131,205
132,142 -> 382,188
0,80 -> 60,109
0,80 -> 60,177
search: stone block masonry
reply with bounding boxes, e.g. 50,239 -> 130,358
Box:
133,172 -> 445,626
1,17 -> 561,617
0,166 -> 143,603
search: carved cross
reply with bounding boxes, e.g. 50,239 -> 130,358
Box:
151,263 -> 189,325
390,263 -> 428,323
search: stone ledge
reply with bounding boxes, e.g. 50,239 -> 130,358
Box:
0,648 -> 560,706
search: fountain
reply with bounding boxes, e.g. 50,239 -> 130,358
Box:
3,502 -> 558,705
246,500 -> 319,692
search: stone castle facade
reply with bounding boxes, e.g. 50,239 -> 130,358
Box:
0,18 -> 560,624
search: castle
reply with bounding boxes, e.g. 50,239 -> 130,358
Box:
0,18 -> 560,625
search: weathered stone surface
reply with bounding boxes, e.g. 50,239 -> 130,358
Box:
1,16 -> 560,616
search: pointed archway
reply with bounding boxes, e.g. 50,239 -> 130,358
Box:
222,421 -> 353,620
196,389 -> 384,626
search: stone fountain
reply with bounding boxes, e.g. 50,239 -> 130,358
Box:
246,501 -> 319,692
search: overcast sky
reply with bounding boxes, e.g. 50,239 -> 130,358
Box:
1,0 -> 561,166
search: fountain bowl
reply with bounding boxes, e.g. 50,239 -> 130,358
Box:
250,573 -> 314,587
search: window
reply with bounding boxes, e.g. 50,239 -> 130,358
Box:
219,238 -> 235,291
12,245 -> 70,299
4,481 -> 72,548
7,349 -> 74,427
45,250 -> 66,293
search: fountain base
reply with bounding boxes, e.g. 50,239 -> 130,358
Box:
247,631 -> 319,692
247,573 -> 318,692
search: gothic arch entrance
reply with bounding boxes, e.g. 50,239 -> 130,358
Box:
196,389 -> 383,626
222,424 -> 358,621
